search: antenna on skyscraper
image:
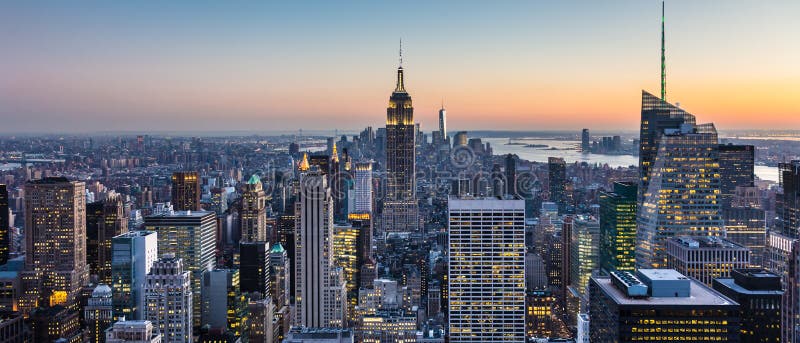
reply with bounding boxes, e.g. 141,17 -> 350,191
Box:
661,0 -> 667,101
399,38 -> 403,68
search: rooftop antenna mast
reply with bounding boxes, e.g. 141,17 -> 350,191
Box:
399,38 -> 403,68
661,1 -> 667,101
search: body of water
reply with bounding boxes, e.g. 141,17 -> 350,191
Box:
486,137 -> 780,182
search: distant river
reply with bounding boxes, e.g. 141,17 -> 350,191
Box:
485,137 -> 780,182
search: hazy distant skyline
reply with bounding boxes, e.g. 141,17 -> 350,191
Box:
1,1 -> 798,133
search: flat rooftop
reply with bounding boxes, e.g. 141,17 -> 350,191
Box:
593,276 -> 737,307
671,236 -> 747,250
145,210 -> 215,218
714,278 -> 784,296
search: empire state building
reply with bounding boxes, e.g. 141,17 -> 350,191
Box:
382,63 -> 419,234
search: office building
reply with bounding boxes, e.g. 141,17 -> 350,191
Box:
85,284 -> 114,343
295,171 -> 346,327
767,231 -> 800,342
144,210 -> 216,328
448,196 -> 525,342
353,162 -> 373,214
724,188 -> 767,268
30,305 -> 85,343
21,177 -> 90,313
105,320 -> 162,343
356,311 -> 417,343
589,269 -> 740,342
240,241 -> 271,300
718,144 -> 755,205
569,216 -> 600,294
246,298 -> 274,343
0,312 -> 25,343
713,269 -> 782,343
548,157 -> 567,212
666,236 -> 750,286
382,58 -> 419,234
505,154 -> 516,196
201,269 -> 247,338
581,129 -> 590,152
87,194 -> 129,285
636,122 -> 723,268
599,182 -> 637,272
171,172 -> 201,211
777,160 -> 800,237
144,255 -> 192,343
111,231 -> 158,321
270,243 -> 290,308
241,175 -> 268,242
438,104 -> 447,145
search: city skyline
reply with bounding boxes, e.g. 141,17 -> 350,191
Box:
1,1 -> 798,133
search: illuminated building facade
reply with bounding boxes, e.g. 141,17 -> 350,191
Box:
21,177 -> 90,313
353,162 -> 373,215
383,62 -> 419,234
569,216 -> 600,294
599,182 -> 637,272
666,236 -> 750,286
724,187 -> 766,268
713,269 -> 782,343
240,174 -> 268,242
589,269 -> 740,342
448,196 -> 525,342
636,121 -> 723,269
718,144 -> 755,206
85,284 -> 114,343
144,255 -> 192,343
111,230 -> 158,320
356,311 -> 417,343
171,171 -> 201,211
144,210 -> 216,328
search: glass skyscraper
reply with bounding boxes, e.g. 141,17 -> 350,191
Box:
599,182 -> 637,272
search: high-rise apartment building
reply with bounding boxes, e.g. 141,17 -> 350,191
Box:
144,255 -> 193,343
599,182 -> 637,272
144,210 -> 216,328
241,175 -> 267,242
87,194 -> 129,285
171,172 -> 201,211
382,60 -> 419,234
666,236 -> 750,286
713,269 -> 783,343
448,196 -> 525,342
589,269 -> 740,342
548,157 -> 567,212
21,177 -> 90,313
111,230 -> 158,320
636,121 -> 723,268
295,171 -> 346,327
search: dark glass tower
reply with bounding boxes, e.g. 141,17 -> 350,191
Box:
0,184 -> 8,265
718,144 -> 755,204
505,154 -> 516,196
548,157 -> 567,212
239,241 -> 271,299
171,171 -> 201,211
713,269 -> 783,342
777,160 -> 800,237
599,182 -> 637,272
382,62 -> 418,233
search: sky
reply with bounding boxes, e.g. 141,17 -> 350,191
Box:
0,1 -> 798,134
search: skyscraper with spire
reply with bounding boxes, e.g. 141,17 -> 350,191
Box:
382,42 -> 419,234
661,0 -> 666,101
438,102 -> 447,146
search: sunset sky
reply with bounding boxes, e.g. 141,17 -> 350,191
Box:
1,1 -> 798,133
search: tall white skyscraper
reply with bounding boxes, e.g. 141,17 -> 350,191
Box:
144,255 -> 193,343
636,123 -> 723,269
353,162 -> 373,214
111,230 -> 158,320
295,171 -> 346,327
448,196 -> 525,342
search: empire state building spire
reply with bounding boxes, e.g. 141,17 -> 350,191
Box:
395,39 -> 406,93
